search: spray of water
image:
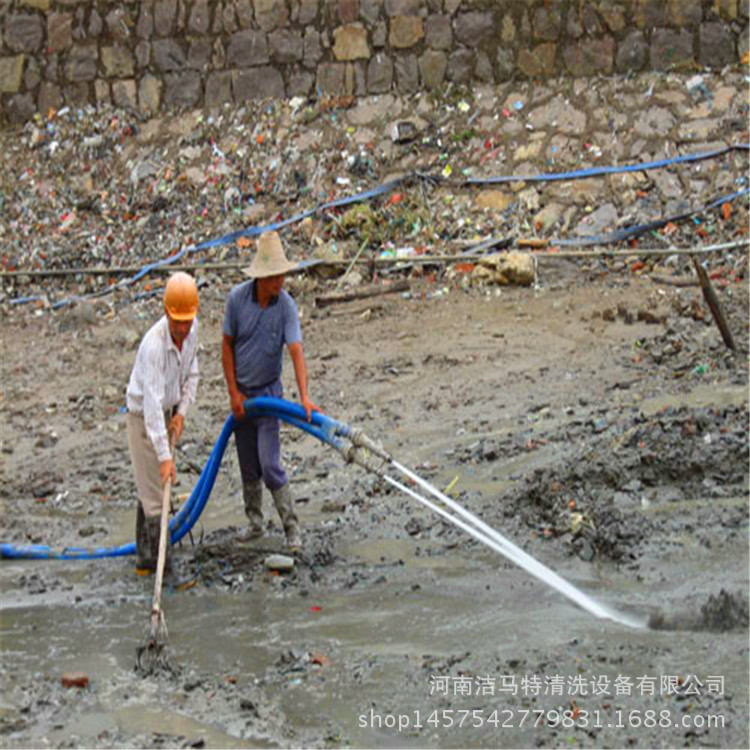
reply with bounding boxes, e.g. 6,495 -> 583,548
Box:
389,460 -> 646,629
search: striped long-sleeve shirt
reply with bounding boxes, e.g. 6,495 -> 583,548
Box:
126,315 -> 199,461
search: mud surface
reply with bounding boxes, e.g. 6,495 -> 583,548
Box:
1,264 -> 748,748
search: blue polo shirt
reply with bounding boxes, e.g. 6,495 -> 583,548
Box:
223,280 -> 302,393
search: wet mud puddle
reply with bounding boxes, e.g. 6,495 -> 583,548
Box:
2,524 -> 747,748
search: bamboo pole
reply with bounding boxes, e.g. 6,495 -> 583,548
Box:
1,240 -> 747,280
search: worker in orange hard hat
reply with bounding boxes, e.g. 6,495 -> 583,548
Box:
126,272 -> 200,577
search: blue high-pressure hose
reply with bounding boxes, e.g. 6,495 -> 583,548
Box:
0,398 -> 353,561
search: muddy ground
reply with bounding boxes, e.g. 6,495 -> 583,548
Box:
1,256 -> 748,748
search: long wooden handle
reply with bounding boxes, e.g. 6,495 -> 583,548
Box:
149,433 -> 177,641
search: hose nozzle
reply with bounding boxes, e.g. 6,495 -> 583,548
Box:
348,428 -> 392,462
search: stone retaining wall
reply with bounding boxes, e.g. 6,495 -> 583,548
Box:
1,0 -> 748,123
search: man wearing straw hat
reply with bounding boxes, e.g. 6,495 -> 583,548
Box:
222,231 -> 319,550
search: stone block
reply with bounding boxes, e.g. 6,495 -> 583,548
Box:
395,52 -> 418,93
48,13 -> 73,54
340,0 -> 360,24
517,42 -> 557,77
232,65 -> 285,100
254,0 -> 289,31
532,4 -> 561,40
189,0 -> 211,34
269,29 -> 304,63
112,79 -> 137,109
7,92 -> 35,123
666,0 -> 702,26
139,74 -> 162,114
106,9 -> 131,41
454,12 -> 493,47
65,45 -> 97,82
188,39 -> 212,70
94,78 -> 110,106
633,0 -> 665,29
650,28 -> 694,70
372,21 -> 387,47
418,48 -> 446,89
348,60 -> 367,95
446,48 -> 472,82
63,82 -> 91,107
38,80 -> 62,113
299,0 -> 320,25
137,3 -> 154,39
333,23 -> 370,60
154,0 -> 177,37
562,37 -> 614,76
699,23 -> 736,66
599,0 -> 626,32
236,0 -> 254,28
89,8 -> 104,39
360,0 -> 383,25
425,14 -> 451,49
496,47 -> 515,80
385,0 -> 420,15
136,41 -> 151,68
304,28 -> 323,67
19,0 -> 51,10
475,50 -> 493,82
5,15 -> 44,53
316,61 -> 348,94
287,68 -> 315,96
367,52 -> 393,92
153,39 -> 186,72
616,31 -> 648,72
500,13 -> 516,43
390,15 -> 423,48
0,55 -> 24,94
713,0 -> 739,20
164,71 -> 201,107
205,70 -> 231,107
102,45 -> 135,78
227,29 -> 269,67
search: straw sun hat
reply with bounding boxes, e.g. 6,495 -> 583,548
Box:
243,231 -> 299,278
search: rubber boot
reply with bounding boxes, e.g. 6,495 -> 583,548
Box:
146,516 -> 185,587
135,504 -> 156,575
271,484 -> 301,550
240,481 -> 264,541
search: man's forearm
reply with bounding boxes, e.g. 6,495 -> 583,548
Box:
221,336 -> 240,397
288,342 -> 309,400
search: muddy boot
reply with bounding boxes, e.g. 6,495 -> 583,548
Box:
272,484 -> 301,551
240,481 -> 264,541
135,505 -> 156,575
148,518 -> 189,588
146,516 -> 163,569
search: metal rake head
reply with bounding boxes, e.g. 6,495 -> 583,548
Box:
135,639 -> 173,675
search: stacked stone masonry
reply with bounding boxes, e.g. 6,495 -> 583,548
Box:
1,0 -> 748,123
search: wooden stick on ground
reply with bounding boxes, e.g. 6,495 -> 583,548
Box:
315,279 -> 410,308
692,258 -> 737,351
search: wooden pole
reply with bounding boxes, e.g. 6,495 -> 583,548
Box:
315,279 -> 410,308
692,258 -> 737,351
148,434 -> 177,647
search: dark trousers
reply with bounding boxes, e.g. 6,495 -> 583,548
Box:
234,413 -> 288,490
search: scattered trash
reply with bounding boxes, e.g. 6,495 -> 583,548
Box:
61,672 -> 89,689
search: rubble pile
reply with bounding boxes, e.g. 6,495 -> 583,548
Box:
0,68 -> 748,312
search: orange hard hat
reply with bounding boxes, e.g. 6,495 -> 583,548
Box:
163,272 -> 199,321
